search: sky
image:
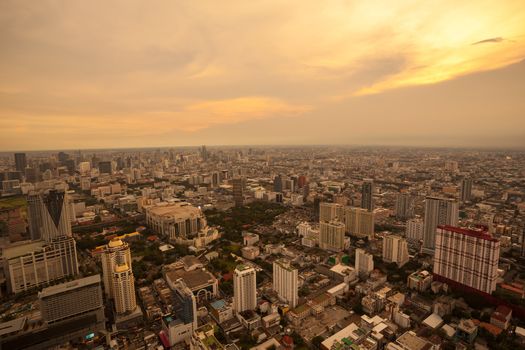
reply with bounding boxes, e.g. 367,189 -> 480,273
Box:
1,1 -> 524,150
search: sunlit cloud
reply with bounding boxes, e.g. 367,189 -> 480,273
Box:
0,0 -> 524,149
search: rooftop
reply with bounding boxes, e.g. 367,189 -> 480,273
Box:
396,331 -> 432,350
438,225 -> 498,242
1,240 -> 45,260
38,274 -> 101,298
166,268 -> 216,290
0,316 -> 27,337
147,202 -> 202,218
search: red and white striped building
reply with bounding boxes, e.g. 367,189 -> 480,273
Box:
433,225 -> 500,294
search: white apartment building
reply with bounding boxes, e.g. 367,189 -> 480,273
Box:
273,259 -> 298,308
383,235 -> 409,267
233,264 -> 257,313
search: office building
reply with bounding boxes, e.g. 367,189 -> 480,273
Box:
361,179 -> 374,211
101,238 -> 137,314
39,274 -> 104,326
344,207 -> 374,239
4,189 -> 78,294
433,226 -> 500,294
460,178 -> 473,202
172,279 -> 197,329
423,197 -> 458,253
319,202 -> 344,222
14,153 -> 27,172
355,248 -> 374,278
4,237 -> 79,293
383,235 -> 409,267
27,189 -> 73,242
232,176 -> 245,207
1,275 -> 105,350
24,167 -> 40,183
233,264 -> 257,313
273,259 -> 298,308
98,161 -> 112,174
319,220 -> 346,251
394,193 -> 414,220
273,175 -> 283,193
406,218 -> 424,242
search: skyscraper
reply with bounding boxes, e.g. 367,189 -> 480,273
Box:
361,179 -> 374,212
98,161 -> 112,174
423,197 -> 459,253
5,189 -> 80,293
319,202 -> 344,222
344,207 -> 374,239
14,153 -> 27,172
272,259 -> 298,308
273,175 -> 283,193
406,218 -> 424,242
101,238 -> 136,314
233,264 -> 257,313
232,176 -> 245,207
382,235 -> 409,267
460,178 -> 473,202
355,248 -> 374,278
433,226 -> 500,294
319,220 -> 346,251
31,189 -> 73,242
172,278 -> 198,330
395,193 -> 415,220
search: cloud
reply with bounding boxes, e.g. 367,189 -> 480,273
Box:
0,1 -> 524,149
472,37 -> 505,45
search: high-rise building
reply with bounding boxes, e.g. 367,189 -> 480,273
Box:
233,264 -> 257,313
361,179 -> 374,212
24,167 -> 40,183
460,178 -> 473,202
79,161 -> 91,175
273,175 -> 283,193
395,193 -> 414,220
98,161 -> 112,174
27,190 -> 73,242
232,177 -> 245,207
101,238 -> 136,314
39,274 -> 104,326
433,226 -> 500,294
14,153 -> 27,172
272,259 -> 298,308
319,220 -> 346,251
344,207 -> 374,239
382,235 -> 409,267
319,202 -> 344,222
172,278 -> 198,330
406,218 -> 424,242
5,189 -> 79,293
423,197 -> 458,253
355,248 -> 374,278
4,237 -> 79,293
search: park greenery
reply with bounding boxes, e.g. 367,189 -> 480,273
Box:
205,201 -> 287,242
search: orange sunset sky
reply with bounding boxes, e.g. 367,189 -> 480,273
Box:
1,1 -> 524,150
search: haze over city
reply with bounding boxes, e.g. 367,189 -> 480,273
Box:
1,1 -> 525,150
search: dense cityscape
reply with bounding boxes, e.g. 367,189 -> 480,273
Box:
0,146 -> 524,350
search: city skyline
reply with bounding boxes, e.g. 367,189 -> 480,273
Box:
1,1 -> 525,150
